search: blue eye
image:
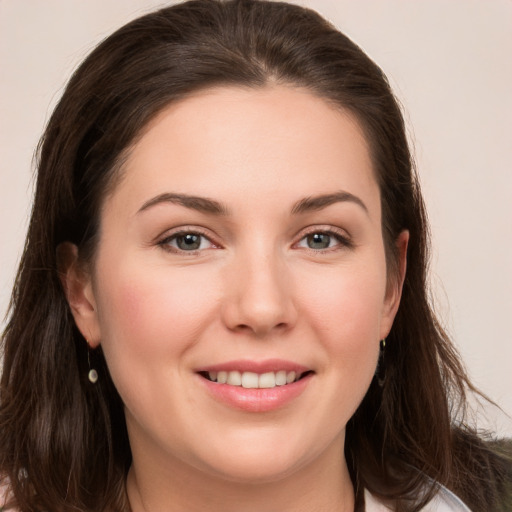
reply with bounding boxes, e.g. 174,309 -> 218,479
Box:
161,232 -> 214,252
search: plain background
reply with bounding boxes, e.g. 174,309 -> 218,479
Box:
1,0 -> 511,434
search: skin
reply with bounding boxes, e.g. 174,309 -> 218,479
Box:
62,85 -> 408,512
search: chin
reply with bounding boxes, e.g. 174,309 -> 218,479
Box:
202,454 -> 305,485
191,430 -> 327,485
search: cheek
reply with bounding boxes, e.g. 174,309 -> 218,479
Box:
93,254 -> 221,366
291,263 -> 385,438
92,254 -> 224,433
301,264 -> 387,343
297,259 -> 386,397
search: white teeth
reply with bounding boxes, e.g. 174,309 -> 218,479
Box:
275,370 -> 287,386
226,371 -> 242,386
207,370 -> 304,388
241,372 -> 259,388
258,372 -> 276,388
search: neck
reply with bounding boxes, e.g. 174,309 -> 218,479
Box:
126,439 -> 354,512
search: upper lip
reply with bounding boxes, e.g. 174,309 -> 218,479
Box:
196,359 -> 311,374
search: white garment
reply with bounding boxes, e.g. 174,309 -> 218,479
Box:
364,485 -> 472,511
0,480 -> 474,511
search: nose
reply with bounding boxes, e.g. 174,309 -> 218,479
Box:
221,248 -> 297,337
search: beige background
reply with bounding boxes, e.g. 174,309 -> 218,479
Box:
1,0 -> 511,434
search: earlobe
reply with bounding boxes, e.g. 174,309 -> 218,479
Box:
56,242 -> 101,347
380,230 -> 409,338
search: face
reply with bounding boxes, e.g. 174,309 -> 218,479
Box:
68,86 -> 406,485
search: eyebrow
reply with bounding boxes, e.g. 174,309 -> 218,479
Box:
137,190 -> 368,217
291,191 -> 368,215
137,193 -> 230,215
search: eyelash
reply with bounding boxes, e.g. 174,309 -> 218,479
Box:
157,226 -> 353,254
157,228 -> 219,254
295,227 -> 353,253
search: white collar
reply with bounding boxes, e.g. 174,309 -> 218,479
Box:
364,485 -> 472,511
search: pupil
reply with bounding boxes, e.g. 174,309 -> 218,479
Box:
178,234 -> 200,250
308,233 -> 330,249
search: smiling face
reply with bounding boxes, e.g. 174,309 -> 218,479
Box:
67,86 -> 406,492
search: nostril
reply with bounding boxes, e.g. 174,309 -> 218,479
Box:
232,322 -> 289,335
232,323 -> 254,333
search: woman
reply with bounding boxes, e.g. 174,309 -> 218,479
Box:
0,1 -> 510,511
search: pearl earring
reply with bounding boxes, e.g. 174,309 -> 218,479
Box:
86,340 -> 98,384
88,368 -> 98,384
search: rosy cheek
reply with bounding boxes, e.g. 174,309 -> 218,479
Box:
96,258 -> 219,356
300,268 -> 385,352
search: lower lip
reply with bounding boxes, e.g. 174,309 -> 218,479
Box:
198,373 -> 313,412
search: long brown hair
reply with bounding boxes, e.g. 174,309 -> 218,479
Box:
1,1 -> 509,511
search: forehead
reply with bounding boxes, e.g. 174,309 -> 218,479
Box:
108,85 -> 379,217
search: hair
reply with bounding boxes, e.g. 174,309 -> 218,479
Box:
1,1 -> 510,511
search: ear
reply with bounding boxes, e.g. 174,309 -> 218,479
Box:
56,242 -> 101,348
379,230 -> 409,339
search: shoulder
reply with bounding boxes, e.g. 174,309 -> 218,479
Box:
364,485 -> 472,511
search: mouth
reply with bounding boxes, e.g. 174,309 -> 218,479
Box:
198,369 -> 314,389
195,360 -> 314,412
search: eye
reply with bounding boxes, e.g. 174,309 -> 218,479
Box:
159,231 -> 215,252
296,230 -> 351,251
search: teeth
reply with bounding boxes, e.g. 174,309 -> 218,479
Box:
286,371 -> 296,384
241,372 -> 259,388
207,370 -> 303,388
275,370 -> 287,386
258,372 -> 275,388
226,371 -> 242,386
